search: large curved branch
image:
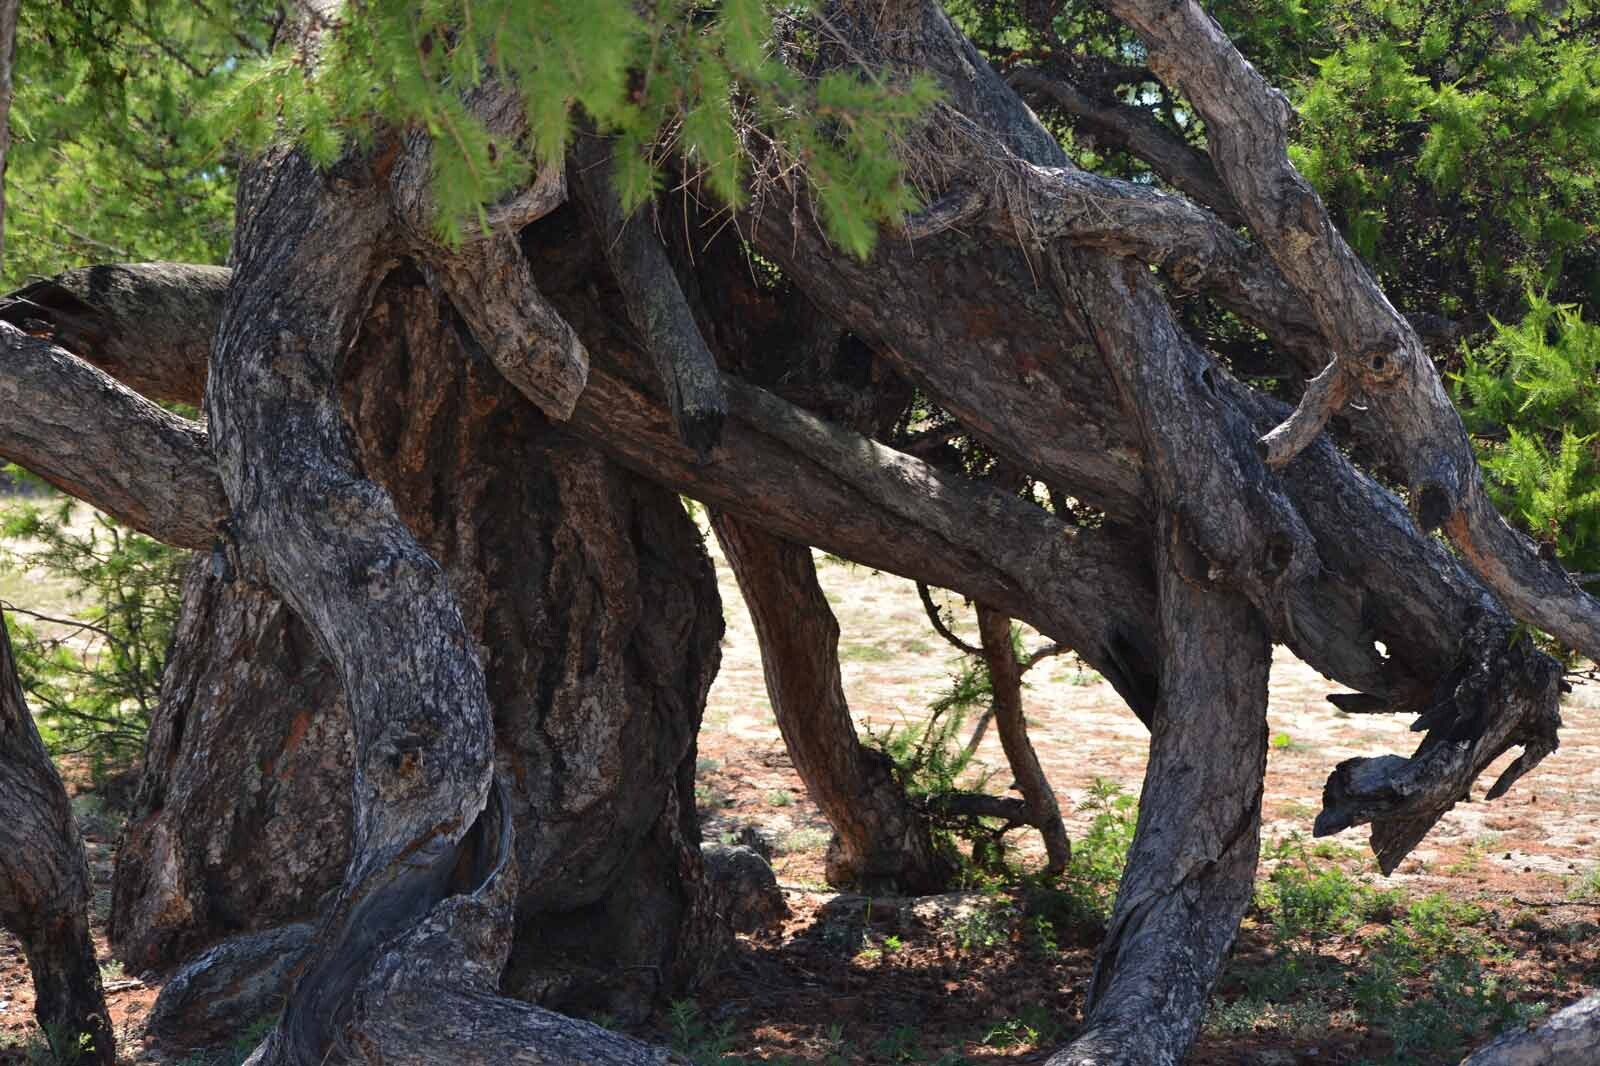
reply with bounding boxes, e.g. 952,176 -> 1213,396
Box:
0,258 -> 1162,720
1105,0 -> 1600,660
0,321 -> 224,548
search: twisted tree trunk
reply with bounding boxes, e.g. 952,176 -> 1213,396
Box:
0,609 -> 115,1065
1049,518 -> 1270,1066
112,257 -> 727,1034
711,510 -> 953,893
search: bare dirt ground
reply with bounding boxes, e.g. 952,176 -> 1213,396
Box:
2,524 -> 1598,1064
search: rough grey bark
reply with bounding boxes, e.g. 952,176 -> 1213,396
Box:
711,510 -> 954,893
1460,992 -> 1600,1066
0,609 -> 116,1066
1103,0 -> 1600,664
569,135 -> 728,458
197,118 -> 691,1060
975,605 -> 1070,877
752,0 -> 1560,862
0,263 -> 229,403
1048,516 -> 1270,1066
0,322 -> 223,548
115,258 -> 727,1037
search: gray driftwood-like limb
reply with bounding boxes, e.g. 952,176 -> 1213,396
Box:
388,97 -> 590,422
1460,992 -> 1600,1066
1260,360 -> 1350,468
747,2 -> 1561,870
1007,66 -> 1242,225
0,258 -> 1164,722
976,605 -> 1071,876
1105,0 -> 1600,662
1315,612 -> 1562,873
1048,513 -> 1270,1066
0,320 -> 223,548
711,512 -> 954,893
570,135 -> 727,459
0,609 -> 115,1066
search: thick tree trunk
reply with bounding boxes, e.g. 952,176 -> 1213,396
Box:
112,259 -> 727,1027
1048,517 -> 1270,1066
0,610 -> 115,1065
711,510 -> 953,893
110,558 -> 351,971
974,605 -> 1071,877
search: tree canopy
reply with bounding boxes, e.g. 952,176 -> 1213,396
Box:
3,1 -> 1600,1065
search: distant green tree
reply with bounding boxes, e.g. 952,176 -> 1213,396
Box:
0,500 -> 182,771
6,1 -> 279,287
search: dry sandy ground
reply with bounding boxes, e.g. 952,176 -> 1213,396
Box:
698,538 -> 1600,896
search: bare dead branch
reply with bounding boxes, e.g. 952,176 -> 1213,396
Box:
571,135 -> 728,460
1259,360 -> 1351,468
1105,0 -> 1600,662
0,322 -> 224,549
917,581 -> 982,656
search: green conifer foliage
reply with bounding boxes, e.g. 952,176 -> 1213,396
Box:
1454,294 -> 1600,580
6,1 -> 278,286
214,0 -> 939,254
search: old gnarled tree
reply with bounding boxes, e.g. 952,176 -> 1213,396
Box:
2,1 -> 1598,1064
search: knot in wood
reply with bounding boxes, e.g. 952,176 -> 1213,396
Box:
1357,338 -> 1406,387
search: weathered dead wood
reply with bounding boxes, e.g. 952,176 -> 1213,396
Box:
0,608 -> 115,1065
0,321 -> 223,548
387,103 -> 590,422
0,257 -> 1164,723
1105,0 -> 1600,661
1316,612 -> 1562,873
417,229 -> 588,422
0,263 -> 228,404
208,143 -> 514,1062
1047,514 -> 1270,1066
712,511 -> 954,892
1460,992 -> 1600,1066
118,263 -> 729,1030
750,2 -> 1561,866
976,605 -> 1070,876
1259,360 -> 1350,469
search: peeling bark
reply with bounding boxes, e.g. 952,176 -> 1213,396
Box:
711,511 -> 954,893
0,609 -> 115,1066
